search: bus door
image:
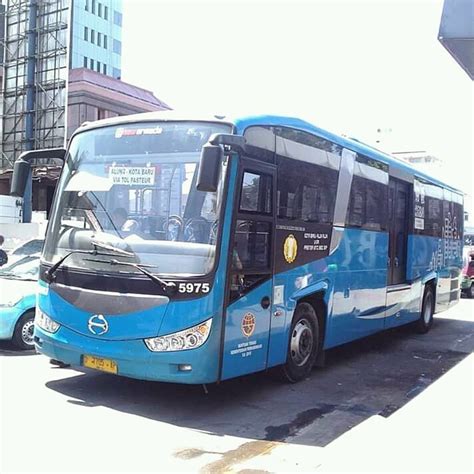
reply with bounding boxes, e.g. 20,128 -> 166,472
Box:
220,160 -> 276,380
388,178 -> 410,286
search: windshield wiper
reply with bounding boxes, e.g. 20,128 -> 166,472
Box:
83,257 -> 176,294
90,240 -> 134,257
44,241 -> 134,283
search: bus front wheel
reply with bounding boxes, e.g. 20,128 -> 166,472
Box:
416,286 -> 434,334
278,302 -> 320,383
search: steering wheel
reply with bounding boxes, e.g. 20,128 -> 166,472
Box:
183,217 -> 209,243
165,215 -> 183,241
237,221 -> 251,232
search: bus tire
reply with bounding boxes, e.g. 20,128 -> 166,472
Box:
12,311 -> 36,350
416,286 -> 434,334
467,284 -> 474,299
278,302 -> 320,383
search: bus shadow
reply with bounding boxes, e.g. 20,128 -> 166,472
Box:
45,315 -> 473,447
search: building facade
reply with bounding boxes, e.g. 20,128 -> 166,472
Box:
0,0 -> 171,221
70,0 -> 122,79
67,67 -> 170,140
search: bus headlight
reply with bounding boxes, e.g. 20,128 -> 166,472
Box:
35,309 -> 60,334
144,318 -> 212,352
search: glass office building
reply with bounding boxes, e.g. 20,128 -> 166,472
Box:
70,0 -> 122,79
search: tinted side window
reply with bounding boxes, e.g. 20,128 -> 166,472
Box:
347,176 -> 388,231
232,220 -> 271,271
424,195 -> 443,237
277,156 -> 338,224
243,126 -> 276,163
274,126 -> 342,155
239,171 -> 272,214
449,201 -> 463,239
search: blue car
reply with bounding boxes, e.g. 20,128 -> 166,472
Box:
0,255 -> 39,350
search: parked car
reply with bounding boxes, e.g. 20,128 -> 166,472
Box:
461,249 -> 474,298
0,254 -> 40,349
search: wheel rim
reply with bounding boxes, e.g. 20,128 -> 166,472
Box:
290,318 -> 313,367
423,294 -> 433,324
21,319 -> 35,346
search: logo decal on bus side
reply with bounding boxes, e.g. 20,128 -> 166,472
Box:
241,313 -> 256,338
283,234 -> 298,263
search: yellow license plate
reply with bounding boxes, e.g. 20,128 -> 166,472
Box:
83,355 -> 117,374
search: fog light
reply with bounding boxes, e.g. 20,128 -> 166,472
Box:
178,364 -> 192,372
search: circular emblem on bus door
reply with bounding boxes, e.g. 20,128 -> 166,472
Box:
241,313 -> 256,338
88,314 -> 109,335
283,234 -> 298,263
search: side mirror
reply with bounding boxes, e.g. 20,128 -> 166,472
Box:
10,159 -> 31,197
10,147 -> 67,197
196,144 -> 222,192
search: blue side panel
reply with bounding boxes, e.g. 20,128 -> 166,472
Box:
266,228 -> 389,367
407,234 -> 442,281
221,281 -> 272,380
268,262 -> 330,368
326,229 -> 388,347
407,234 -> 463,311
384,280 -> 423,330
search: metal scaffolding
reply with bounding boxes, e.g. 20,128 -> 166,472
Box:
0,0 -> 69,169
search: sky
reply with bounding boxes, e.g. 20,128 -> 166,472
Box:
121,0 -> 473,206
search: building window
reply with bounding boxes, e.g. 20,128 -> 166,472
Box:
90,29 -> 95,44
90,58 -> 94,69
97,61 -> 101,72
98,2 -> 102,17
113,10 -> 123,26
98,108 -> 107,120
85,0 -> 89,11
103,35 -> 108,49
103,63 -> 107,74
97,32 -> 102,47
104,5 -> 108,20
84,26 -> 88,41
83,56 -> 88,68
113,39 -> 122,54
92,0 -> 96,14
113,67 -> 121,79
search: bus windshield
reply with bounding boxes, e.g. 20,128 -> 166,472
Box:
43,121 -> 231,277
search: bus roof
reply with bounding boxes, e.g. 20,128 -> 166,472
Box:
77,111 -> 463,195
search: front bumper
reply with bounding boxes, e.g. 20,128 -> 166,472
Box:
34,325 -> 219,384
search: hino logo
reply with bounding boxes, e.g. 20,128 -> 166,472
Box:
88,314 -> 109,335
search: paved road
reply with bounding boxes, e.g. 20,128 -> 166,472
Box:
1,299 -> 473,472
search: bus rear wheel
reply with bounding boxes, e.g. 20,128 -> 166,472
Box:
278,302 -> 320,383
416,286 -> 434,334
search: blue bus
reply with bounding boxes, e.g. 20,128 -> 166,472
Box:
11,113 -> 464,383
